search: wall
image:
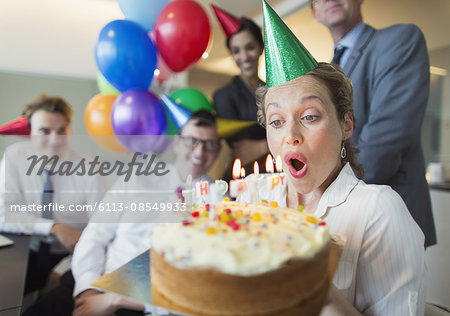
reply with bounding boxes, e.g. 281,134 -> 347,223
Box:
188,68 -> 233,100
427,46 -> 450,179
426,189 -> 450,308
0,71 -> 97,154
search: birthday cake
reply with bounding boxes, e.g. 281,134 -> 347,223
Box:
150,200 -> 331,315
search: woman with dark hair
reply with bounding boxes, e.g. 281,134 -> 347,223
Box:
212,6 -> 269,181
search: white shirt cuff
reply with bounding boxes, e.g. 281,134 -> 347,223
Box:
73,271 -> 102,297
34,221 -> 54,236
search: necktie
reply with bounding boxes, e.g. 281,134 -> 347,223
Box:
42,169 -> 54,219
331,45 -> 346,66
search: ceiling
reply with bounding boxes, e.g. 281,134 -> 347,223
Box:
0,0 -> 449,79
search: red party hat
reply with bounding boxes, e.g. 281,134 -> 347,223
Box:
0,115 -> 30,136
211,4 -> 242,38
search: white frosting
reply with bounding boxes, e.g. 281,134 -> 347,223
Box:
151,201 -> 329,275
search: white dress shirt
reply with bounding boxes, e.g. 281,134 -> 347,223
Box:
0,141 -> 107,253
71,164 -> 213,297
239,163 -> 426,315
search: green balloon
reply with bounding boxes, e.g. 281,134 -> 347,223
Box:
170,88 -> 213,113
163,107 -> 179,136
97,72 -> 120,95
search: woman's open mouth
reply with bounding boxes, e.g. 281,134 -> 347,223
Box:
284,153 -> 308,178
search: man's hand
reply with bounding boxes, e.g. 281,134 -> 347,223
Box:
73,291 -> 119,316
73,291 -> 145,316
50,223 -> 81,253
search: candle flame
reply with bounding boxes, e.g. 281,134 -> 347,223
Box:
254,161 -> 260,175
265,154 -> 274,173
240,168 -> 246,178
275,155 -> 283,172
232,159 -> 242,179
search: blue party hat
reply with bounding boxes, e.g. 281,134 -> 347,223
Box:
160,94 -> 193,130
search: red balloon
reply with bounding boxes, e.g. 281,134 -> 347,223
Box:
154,0 -> 211,73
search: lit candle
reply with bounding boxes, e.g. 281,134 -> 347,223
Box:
275,155 -> 287,186
229,159 -> 248,198
249,161 -> 260,212
265,154 -> 286,191
266,154 -> 274,173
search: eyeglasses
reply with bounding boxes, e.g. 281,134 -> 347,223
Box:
179,136 -> 221,152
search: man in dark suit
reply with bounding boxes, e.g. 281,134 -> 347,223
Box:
311,0 -> 436,247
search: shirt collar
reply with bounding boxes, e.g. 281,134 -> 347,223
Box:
338,22 -> 366,51
314,163 -> 360,218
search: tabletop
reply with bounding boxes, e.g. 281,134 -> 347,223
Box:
0,234 -> 30,315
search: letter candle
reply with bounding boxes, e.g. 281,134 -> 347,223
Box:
248,161 -> 261,213
215,180 -> 229,199
229,159 -> 248,198
265,155 -> 287,191
195,181 -> 209,203
275,155 -> 287,186
265,154 -> 276,190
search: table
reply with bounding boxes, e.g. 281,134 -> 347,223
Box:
0,234 -> 30,316
91,250 -> 181,316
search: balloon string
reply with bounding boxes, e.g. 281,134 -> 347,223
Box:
164,73 -> 175,95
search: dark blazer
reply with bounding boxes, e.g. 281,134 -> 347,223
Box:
213,76 -> 266,143
343,23 -> 436,246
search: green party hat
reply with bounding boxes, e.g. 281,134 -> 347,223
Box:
262,0 -> 318,87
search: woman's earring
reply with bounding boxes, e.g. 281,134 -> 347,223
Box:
340,143 -> 347,159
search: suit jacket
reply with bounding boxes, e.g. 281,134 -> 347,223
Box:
342,23 -> 436,246
213,76 -> 266,143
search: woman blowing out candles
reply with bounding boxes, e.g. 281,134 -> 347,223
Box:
240,2 -> 426,315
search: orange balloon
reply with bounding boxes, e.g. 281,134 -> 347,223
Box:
85,94 -> 128,153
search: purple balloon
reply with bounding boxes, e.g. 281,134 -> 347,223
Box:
112,89 -> 167,153
151,135 -> 172,154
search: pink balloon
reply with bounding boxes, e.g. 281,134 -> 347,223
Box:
156,54 -> 173,85
148,30 -> 173,85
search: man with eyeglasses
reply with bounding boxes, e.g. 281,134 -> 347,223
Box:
174,110 -> 222,181
23,110 -> 222,316
310,0 -> 436,249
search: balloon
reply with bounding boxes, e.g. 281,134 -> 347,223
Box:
112,89 -> 167,153
155,53 -> 173,85
118,0 -> 170,31
152,135 -> 172,154
170,88 -> 214,113
85,94 -> 127,153
154,0 -> 211,72
148,31 -> 173,85
96,73 -> 119,95
95,20 -> 157,92
164,108 -> 181,136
